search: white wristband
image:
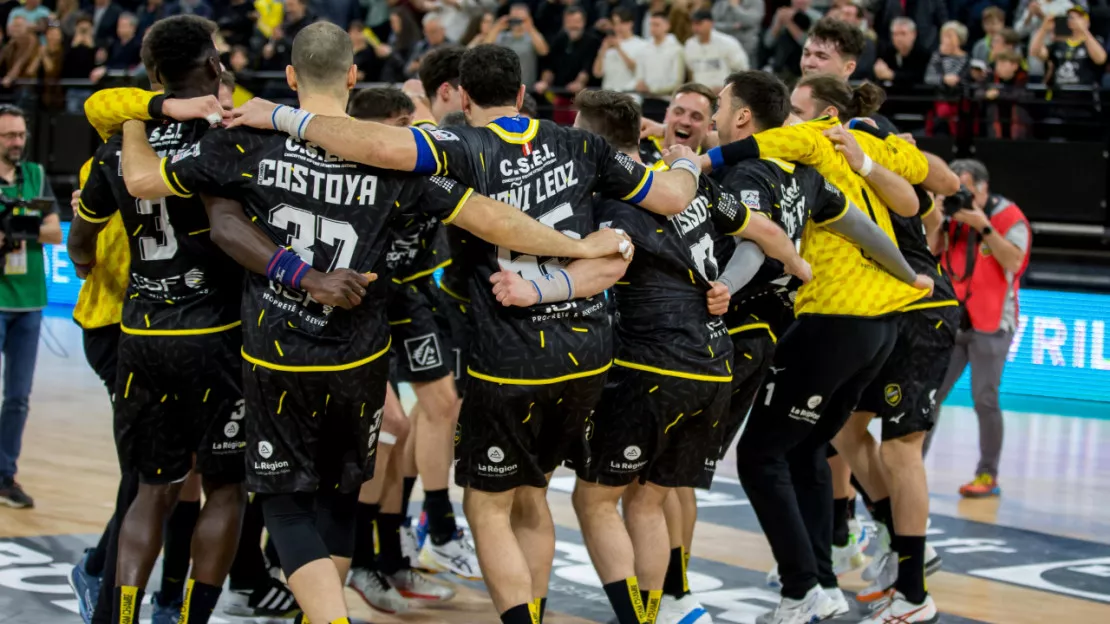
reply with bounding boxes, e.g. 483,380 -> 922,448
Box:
669,157 -> 701,182
857,154 -> 874,177
272,105 -> 316,140
530,269 -> 575,304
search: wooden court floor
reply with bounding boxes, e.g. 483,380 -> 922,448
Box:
2,318 -> 1109,623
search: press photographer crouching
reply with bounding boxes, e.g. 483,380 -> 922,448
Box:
924,159 -> 1030,499
0,104 -> 62,509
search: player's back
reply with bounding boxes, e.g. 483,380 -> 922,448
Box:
890,190 -> 957,309
89,120 -> 242,333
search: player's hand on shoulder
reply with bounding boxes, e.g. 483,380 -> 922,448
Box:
227,97 -> 280,130
301,268 -> 372,310
490,269 -> 538,307
706,282 -> 730,316
162,95 -> 225,127
583,227 -> 634,261
913,273 -> 935,296
823,124 -> 865,171
787,257 -> 813,284
661,144 -> 697,167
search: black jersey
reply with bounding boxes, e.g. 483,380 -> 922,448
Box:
161,127 -> 472,370
385,120 -> 452,284
595,173 -> 751,378
79,120 -> 243,334
892,188 -> 956,307
424,116 -> 657,383
639,136 -> 666,167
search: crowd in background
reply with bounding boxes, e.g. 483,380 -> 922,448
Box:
0,0 -> 1106,134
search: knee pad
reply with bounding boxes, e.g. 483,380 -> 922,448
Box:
315,489 -> 359,559
258,492 -> 330,578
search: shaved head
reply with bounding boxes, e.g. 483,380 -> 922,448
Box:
292,22 -> 354,93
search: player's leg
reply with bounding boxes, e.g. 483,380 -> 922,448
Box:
921,329 -> 970,458
512,480 -> 556,614
150,470 -> 201,620
660,489 -> 688,600
575,480 -> 644,624
625,481 -> 670,620
225,494 -> 299,618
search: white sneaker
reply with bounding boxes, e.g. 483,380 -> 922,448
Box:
401,525 -> 423,570
821,587 -> 849,618
766,564 -> 781,589
418,530 -> 482,580
657,594 -> 713,624
857,592 -> 938,623
755,585 -> 828,624
832,531 -> 868,576
856,551 -> 897,604
924,543 -> 942,576
387,568 -> 456,602
348,568 -> 410,614
862,523 -> 892,582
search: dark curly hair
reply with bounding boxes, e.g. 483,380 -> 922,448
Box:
141,15 -> 217,89
459,44 -> 521,108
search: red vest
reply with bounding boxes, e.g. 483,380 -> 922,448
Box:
945,197 -> 1030,332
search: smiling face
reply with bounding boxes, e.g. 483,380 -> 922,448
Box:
663,90 -> 712,150
801,37 -> 854,78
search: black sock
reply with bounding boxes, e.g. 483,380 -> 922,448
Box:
114,585 -> 144,624
602,578 -> 644,624
662,547 -> 689,598
351,502 -> 380,570
847,494 -> 858,519
851,474 -> 875,513
537,597 -> 547,623
424,488 -> 458,545
86,529 -> 109,576
500,603 -> 536,624
376,512 -> 406,574
401,476 -> 417,520
229,495 -> 269,591
181,579 -> 222,624
160,499 -> 200,602
871,497 -> 894,534
894,534 -> 927,604
832,497 -> 850,547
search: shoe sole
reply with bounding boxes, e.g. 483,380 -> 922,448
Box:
0,497 -> 31,509
925,555 -> 943,577
856,587 -> 893,604
67,567 -> 94,624
959,489 -> 1000,498
397,588 -> 456,601
349,585 -> 409,615
419,550 -> 481,581
223,606 -> 299,618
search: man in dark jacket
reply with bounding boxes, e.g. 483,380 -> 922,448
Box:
873,0 -> 947,52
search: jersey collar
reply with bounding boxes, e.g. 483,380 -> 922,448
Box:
487,116 -> 539,144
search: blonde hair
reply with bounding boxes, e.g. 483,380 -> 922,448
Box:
942,21 -> 968,47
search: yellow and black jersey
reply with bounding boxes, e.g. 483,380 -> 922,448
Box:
72,158 -> 130,329
750,118 -> 929,317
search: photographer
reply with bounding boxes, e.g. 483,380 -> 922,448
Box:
0,104 -> 60,509
925,159 -> 1030,499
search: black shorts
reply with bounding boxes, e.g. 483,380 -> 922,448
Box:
857,306 -> 960,440
113,329 -> 245,485
578,364 -> 731,489
438,283 -> 471,387
454,372 -> 605,492
718,325 -> 777,461
83,324 -> 122,394
243,355 -> 390,495
388,279 -> 454,384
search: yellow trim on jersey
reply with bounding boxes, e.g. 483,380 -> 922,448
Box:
486,118 -> 540,144
467,360 -> 612,386
412,119 -> 436,128
242,338 -> 392,372
814,196 -> 852,226
413,127 -> 444,175
900,299 -> 959,313
728,322 -> 778,343
920,196 -> 937,220
159,158 -> 193,198
648,159 -> 669,172
614,359 -> 732,383
621,169 -> 652,201
441,188 -> 473,226
439,282 -> 470,303
120,320 -> 241,336
400,259 -> 453,283
763,157 -> 795,174
726,207 -> 752,236
76,199 -> 112,223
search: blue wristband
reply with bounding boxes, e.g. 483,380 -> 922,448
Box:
708,146 -> 725,170
266,248 -> 310,289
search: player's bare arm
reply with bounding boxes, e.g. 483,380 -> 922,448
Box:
489,253 -> 630,308
67,213 -> 107,279
920,151 -> 961,196
740,212 -> 813,284
638,144 -> 704,216
825,125 -> 919,217
120,120 -> 174,200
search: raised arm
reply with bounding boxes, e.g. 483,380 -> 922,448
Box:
823,125 -> 918,217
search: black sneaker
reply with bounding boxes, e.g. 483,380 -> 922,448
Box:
224,576 -> 299,618
0,478 -> 33,508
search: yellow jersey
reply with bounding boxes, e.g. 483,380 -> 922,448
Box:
72,88 -> 160,328
752,118 -> 929,317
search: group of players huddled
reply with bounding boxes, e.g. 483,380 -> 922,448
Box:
64,11 -> 961,624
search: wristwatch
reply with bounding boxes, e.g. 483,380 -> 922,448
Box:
979,225 -> 993,237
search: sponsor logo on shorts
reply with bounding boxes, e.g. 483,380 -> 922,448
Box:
788,406 -> 820,424
885,384 -> 903,407
367,432 -> 378,459
211,441 -> 246,452
477,462 -> 519,476
807,395 -> 823,409
623,446 -> 642,461
926,388 -> 938,411
769,366 -> 786,374
487,446 -> 505,463
405,333 -> 444,371
608,459 -> 648,473
704,457 -> 717,470
584,418 -> 595,441
258,441 -> 274,459
224,422 -> 239,438
889,412 -> 906,424
454,422 -> 462,447
254,460 -> 291,473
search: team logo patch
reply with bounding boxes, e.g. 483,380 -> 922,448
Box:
623,446 -> 642,461
584,419 -> 595,441
885,383 -> 903,407
258,441 -> 273,459
428,129 -> 458,142
487,446 -> 505,463
807,395 -> 823,409
223,422 -> 239,438
454,422 -> 462,447
404,333 -> 443,372
740,190 -> 761,211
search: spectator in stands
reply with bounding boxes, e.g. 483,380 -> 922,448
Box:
91,0 -> 123,47
873,0 -> 947,52
405,13 -> 452,77
711,0 -> 764,62
377,7 -> 421,82
464,11 -> 495,47
62,14 -> 96,111
0,17 -> 39,88
874,17 -> 930,92
1015,0 -> 1081,38
971,6 -> 1005,64
437,0 -> 498,43
926,159 -> 1031,500
591,0 -> 640,30
763,0 -> 822,80
173,0 -> 213,19
828,1 -> 878,80
685,9 -> 747,90
35,22 -> 64,78
7,0 -> 49,35
535,0 -> 573,41
485,4 -> 549,89
102,12 -> 141,71
592,7 -> 646,91
215,0 -> 257,47
259,0 -> 316,71
137,0 -> 172,37
536,6 -> 599,96
312,0 -> 359,30
1032,4 -> 1107,87
982,49 -> 1032,138
56,0 -> 82,39
634,11 -> 685,96
228,44 -> 251,73
926,21 -> 970,88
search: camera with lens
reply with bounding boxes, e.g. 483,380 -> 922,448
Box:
0,196 -> 48,254
943,186 -> 975,216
